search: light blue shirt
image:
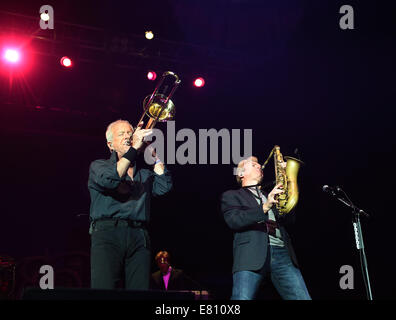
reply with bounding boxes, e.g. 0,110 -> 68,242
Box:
249,188 -> 285,247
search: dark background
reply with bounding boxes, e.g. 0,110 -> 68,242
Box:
0,0 -> 395,300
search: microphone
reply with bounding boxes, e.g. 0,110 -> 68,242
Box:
322,185 -> 340,195
323,185 -> 370,218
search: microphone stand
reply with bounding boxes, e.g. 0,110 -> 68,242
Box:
326,188 -> 373,300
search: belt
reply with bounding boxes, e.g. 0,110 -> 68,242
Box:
92,218 -> 146,228
249,221 -> 278,237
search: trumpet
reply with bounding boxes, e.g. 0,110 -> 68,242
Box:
262,145 -> 304,215
137,71 -> 181,129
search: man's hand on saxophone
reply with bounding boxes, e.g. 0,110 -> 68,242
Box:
263,183 -> 285,214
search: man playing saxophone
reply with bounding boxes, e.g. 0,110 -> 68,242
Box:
221,156 -> 311,300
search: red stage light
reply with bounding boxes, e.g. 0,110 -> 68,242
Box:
0,37 -> 32,75
60,56 -> 72,67
193,77 -> 205,88
3,49 -> 20,63
147,71 -> 157,80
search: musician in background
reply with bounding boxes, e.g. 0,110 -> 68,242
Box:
88,119 -> 172,290
151,251 -> 208,295
221,156 -> 310,300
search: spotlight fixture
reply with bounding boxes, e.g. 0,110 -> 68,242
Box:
60,56 -> 72,67
193,77 -> 205,88
145,31 -> 154,40
147,71 -> 157,80
3,49 -> 20,63
40,13 -> 50,21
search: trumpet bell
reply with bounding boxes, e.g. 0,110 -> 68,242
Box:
143,94 -> 175,122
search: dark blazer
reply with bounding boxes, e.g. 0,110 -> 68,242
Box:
151,268 -> 201,291
221,188 -> 298,273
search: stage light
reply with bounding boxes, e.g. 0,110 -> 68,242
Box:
60,56 -> 72,67
40,13 -> 50,21
147,71 -> 157,81
193,77 -> 205,88
145,31 -> 154,40
4,49 -> 20,63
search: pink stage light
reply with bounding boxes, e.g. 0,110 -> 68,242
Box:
193,77 -> 205,88
4,49 -> 20,63
60,56 -> 72,67
147,71 -> 157,80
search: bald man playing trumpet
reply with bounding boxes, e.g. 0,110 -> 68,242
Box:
88,120 -> 172,290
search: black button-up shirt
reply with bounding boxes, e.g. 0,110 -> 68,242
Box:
88,151 -> 172,222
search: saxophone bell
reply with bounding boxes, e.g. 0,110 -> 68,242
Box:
262,145 -> 304,216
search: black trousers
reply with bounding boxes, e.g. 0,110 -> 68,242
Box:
90,220 -> 151,290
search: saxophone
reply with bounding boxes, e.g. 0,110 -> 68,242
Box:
262,146 -> 304,215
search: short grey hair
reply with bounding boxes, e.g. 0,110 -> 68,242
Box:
236,156 -> 258,185
105,119 -> 133,142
